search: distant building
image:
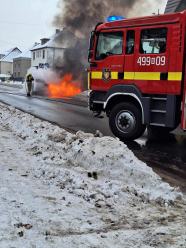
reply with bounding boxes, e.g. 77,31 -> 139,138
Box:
0,47 -> 21,75
13,49 -> 32,81
30,29 -> 77,70
0,54 -> 5,59
165,0 -> 186,13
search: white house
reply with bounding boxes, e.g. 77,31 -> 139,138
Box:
0,47 -> 22,75
30,29 -> 77,69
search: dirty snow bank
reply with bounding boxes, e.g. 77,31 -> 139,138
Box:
0,102 -> 186,248
0,102 -> 182,204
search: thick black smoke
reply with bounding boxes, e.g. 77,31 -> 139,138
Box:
53,0 -> 162,89
53,0 -> 139,38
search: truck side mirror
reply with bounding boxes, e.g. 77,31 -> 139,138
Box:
88,31 -> 96,62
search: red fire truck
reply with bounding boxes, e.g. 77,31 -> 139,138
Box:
88,11 -> 186,141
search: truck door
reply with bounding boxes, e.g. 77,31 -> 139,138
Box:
90,30 -> 125,91
134,27 -> 169,94
124,30 -> 136,81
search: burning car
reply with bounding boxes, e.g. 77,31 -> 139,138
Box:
25,67 -> 82,98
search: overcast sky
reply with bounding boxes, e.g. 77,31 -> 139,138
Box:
0,0 -> 60,52
0,0 -> 167,53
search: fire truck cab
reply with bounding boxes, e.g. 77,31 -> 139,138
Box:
88,11 -> 186,141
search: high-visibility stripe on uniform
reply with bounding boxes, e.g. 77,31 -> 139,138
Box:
91,71 -> 182,81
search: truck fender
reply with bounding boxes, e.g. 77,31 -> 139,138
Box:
104,85 -> 151,124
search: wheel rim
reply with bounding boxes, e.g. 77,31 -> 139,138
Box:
115,110 -> 136,134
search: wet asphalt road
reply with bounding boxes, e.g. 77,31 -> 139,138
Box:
0,89 -> 112,135
0,84 -> 186,191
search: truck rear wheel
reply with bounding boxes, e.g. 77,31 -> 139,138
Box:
109,102 -> 146,141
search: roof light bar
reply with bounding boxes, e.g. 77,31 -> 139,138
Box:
106,16 -> 125,22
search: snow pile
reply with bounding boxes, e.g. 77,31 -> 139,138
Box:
0,103 -> 182,205
0,102 -> 185,248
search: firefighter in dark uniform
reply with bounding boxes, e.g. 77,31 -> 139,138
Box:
26,74 -> 34,97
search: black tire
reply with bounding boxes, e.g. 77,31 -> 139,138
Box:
109,102 -> 146,141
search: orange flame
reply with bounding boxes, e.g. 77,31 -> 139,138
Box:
48,74 -> 82,98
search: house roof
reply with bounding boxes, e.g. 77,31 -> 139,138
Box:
31,29 -> 77,51
0,47 -> 22,62
13,44 -> 37,60
0,48 -> 13,57
165,0 -> 186,13
13,49 -> 31,59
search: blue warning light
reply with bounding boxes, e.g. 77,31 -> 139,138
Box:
106,16 -> 125,22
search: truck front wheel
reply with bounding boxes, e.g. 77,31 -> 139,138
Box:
109,102 -> 146,141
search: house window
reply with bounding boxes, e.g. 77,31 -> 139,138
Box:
140,28 -> 167,54
43,50 -> 45,59
33,52 -> 35,60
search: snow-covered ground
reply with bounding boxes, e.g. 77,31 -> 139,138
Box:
0,80 -> 24,88
0,81 -> 25,95
0,102 -> 185,247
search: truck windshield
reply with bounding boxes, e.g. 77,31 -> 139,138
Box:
96,32 -> 123,60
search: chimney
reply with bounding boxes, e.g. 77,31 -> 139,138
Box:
40,38 -> 50,45
34,42 -> 40,47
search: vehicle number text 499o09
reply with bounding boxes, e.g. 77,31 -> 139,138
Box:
137,56 -> 166,66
